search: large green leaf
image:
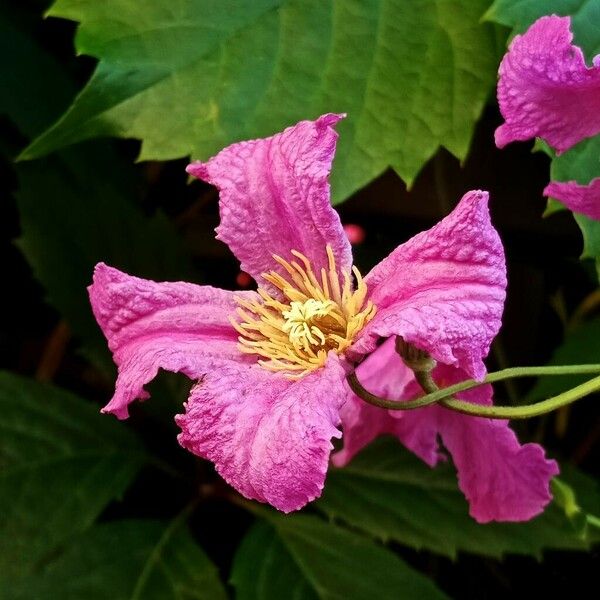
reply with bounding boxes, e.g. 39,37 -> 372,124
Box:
317,438 -> 599,559
6,519 -> 227,600
0,372 -> 145,581
231,516 -> 449,600
23,0 -> 501,201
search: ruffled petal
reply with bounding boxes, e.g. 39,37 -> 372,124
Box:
337,345 -> 558,523
350,190 -> 506,379
495,15 -> 600,153
545,177 -> 600,221
333,338 -> 440,467
89,263 -> 254,419
187,114 -> 352,289
176,355 -> 349,512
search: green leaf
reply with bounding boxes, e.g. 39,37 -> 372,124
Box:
317,438 -> 597,559
551,466 -> 600,542
231,521 -> 317,600
23,0 -> 501,201
0,372 -> 145,581
485,0 -> 600,56
14,144 -> 195,371
527,318 -> 600,401
6,519 -> 227,600
232,516 -> 449,600
2,0 -> 196,372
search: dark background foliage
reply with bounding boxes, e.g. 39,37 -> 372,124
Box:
1,1 -> 599,598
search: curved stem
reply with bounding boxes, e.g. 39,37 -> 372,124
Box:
348,364 -> 600,417
439,375 -> 600,419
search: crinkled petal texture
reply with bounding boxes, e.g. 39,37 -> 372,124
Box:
187,114 -> 352,289
495,15 -> 600,153
336,342 -> 559,523
89,263 -> 256,419
545,178 -> 600,221
176,355 -> 349,512
349,190 -> 506,380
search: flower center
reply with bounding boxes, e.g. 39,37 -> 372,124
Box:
231,246 -> 376,378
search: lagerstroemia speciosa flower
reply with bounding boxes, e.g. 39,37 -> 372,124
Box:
495,15 -> 600,220
89,114 -> 557,521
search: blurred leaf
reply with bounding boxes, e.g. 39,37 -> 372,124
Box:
527,318 -> 600,401
14,144 -> 195,371
317,438 -> 598,559
487,2 -> 600,268
485,0 -> 600,55
1,4 -> 196,372
23,0 -> 501,201
232,516 -> 448,600
0,372 -> 145,581
6,519 -> 226,600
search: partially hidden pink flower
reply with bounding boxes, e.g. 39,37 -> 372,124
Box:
89,114 -> 556,518
544,178 -> 600,221
335,339 -> 559,523
495,15 -> 600,154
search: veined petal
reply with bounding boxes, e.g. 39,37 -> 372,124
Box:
337,345 -> 558,523
495,16 -> 600,153
89,263 -> 255,419
187,114 -> 352,289
545,178 -> 600,221
350,190 -> 506,380
333,338 -> 440,468
176,355 -> 349,512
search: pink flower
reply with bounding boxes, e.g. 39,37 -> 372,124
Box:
495,16 -> 600,154
544,178 -> 600,221
335,339 -> 559,523
89,114 -> 556,518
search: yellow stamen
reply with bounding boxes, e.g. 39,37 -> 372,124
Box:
231,245 -> 376,379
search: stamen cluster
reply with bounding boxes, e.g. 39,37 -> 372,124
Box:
231,246 -> 376,378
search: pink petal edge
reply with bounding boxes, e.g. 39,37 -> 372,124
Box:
187,114 -> 352,291
495,15 -> 600,153
89,263 -> 255,419
349,190 -> 506,380
176,354 -> 350,512
544,178 -> 600,221
337,342 -> 558,523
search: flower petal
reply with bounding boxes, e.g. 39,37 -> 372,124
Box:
495,16 -> 600,153
89,263 -> 254,419
176,355 -> 349,512
545,177 -> 600,221
337,346 -> 558,523
350,190 -> 506,379
333,338 -> 441,468
187,114 -> 352,289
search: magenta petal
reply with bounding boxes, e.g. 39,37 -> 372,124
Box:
89,263 -> 254,419
338,347 -> 558,523
176,355 -> 348,512
545,178 -> 600,221
334,338 -> 441,468
187,114 -> 352,289
435,403 -> 559,523
350,190 -> 506,379
495,16 -> 600,153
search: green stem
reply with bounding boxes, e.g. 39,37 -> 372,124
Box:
348,364 -> 600,418
440,375 -> 600,419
